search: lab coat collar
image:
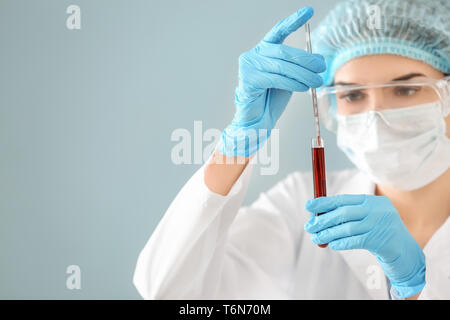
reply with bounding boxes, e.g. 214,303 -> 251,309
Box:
333,169 -> 390,300
423,216 -> 450,258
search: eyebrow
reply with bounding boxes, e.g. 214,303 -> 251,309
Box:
333,73 -> 426,86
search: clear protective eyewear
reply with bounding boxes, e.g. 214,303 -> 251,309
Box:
317,76 -> 450,132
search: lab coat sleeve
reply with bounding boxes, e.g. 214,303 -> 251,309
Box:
133,150 -> 306,300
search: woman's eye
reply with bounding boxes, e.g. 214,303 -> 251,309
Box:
394,87 -> 420,96
339,91 -> 365,102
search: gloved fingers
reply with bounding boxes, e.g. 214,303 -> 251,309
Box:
304,204 -> 367,233
309,220 -> 368,245
234,83 -> 266,105
305,194 -> 367,214
263,6 -> 314,44
242,65 -> 311,92
244,54 -> 323,88
327,234 -> 367,251
256,41 -> 326,73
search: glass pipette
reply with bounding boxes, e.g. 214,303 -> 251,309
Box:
305,23 -> 321,146
305,22 -> 328,248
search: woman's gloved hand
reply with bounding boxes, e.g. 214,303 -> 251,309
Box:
304,194 -> 426,298
219,6 -> 326,157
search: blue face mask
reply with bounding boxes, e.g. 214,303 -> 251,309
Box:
336,101 -> 450,190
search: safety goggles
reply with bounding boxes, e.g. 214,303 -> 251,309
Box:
317,76 -> 450,132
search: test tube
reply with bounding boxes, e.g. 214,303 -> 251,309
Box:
306,22 -> 328,248
311,137 -> 327,248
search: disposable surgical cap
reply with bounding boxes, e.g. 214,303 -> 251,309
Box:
311,0 -> 450,86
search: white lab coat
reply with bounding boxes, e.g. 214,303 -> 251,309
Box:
133,148 -> 450,300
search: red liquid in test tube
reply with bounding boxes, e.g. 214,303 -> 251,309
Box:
311,136 -> 328,248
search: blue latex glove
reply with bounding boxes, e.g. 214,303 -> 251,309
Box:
218,6 -> 326,157
304,194 -> 426,298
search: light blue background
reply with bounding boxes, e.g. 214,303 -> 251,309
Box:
0,0 -> 351,299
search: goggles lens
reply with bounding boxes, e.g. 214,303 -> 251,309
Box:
317,77 -> 450,132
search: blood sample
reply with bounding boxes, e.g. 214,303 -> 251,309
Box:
311,136 -> 328,248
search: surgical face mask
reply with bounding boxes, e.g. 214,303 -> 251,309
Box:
336,101 -> 450,191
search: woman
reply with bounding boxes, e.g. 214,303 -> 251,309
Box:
133,0 -> 450,299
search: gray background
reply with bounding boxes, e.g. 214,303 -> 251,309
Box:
0,0 -> 351,299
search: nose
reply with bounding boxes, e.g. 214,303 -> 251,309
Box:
367,88 -> 385,111
362,88 -> 392,129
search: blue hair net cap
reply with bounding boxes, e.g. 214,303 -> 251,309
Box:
311,0 -> 450,86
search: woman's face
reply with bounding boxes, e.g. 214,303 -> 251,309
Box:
334,54 -> 450,137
